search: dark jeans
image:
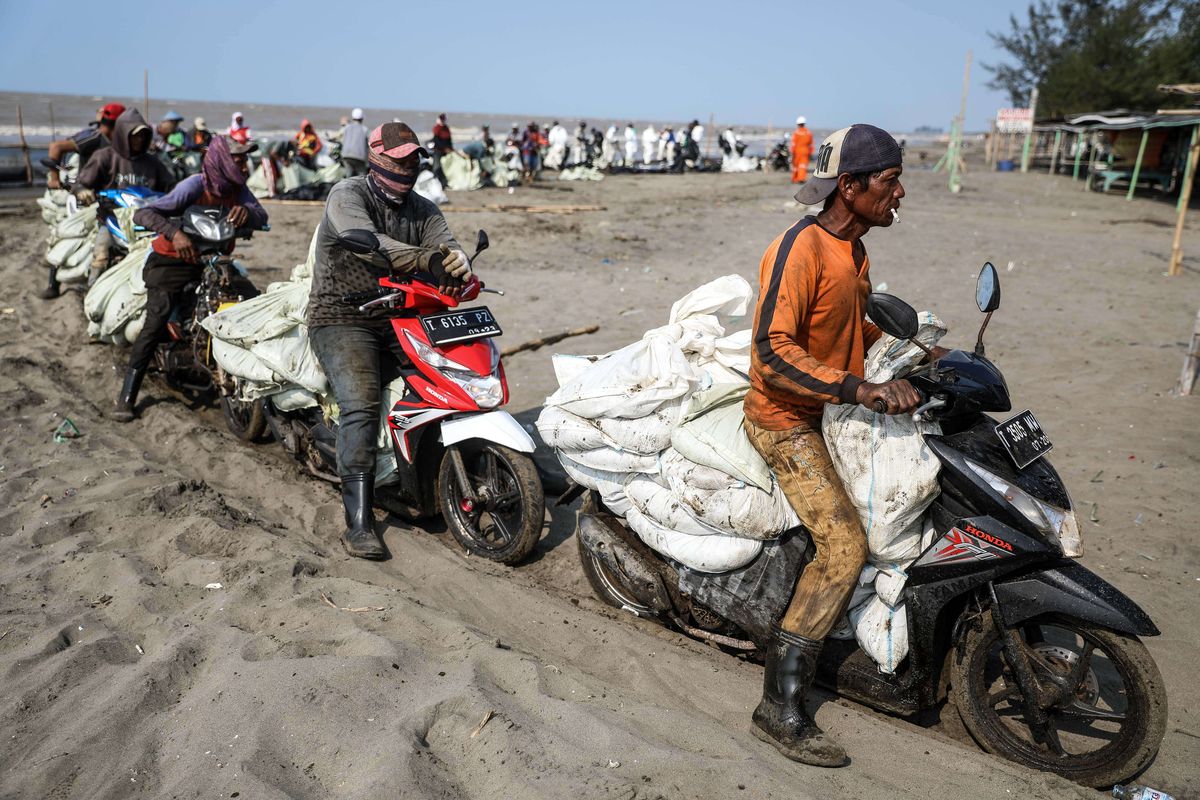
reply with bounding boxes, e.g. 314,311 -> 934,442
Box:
128,253 -> 201,372
309,323 -> 409,477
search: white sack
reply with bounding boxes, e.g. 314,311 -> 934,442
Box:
200,282 -> 309,347
567,446 -> 658,475
823,313 -> 947,562
671,400 -> 772,492
849,594 -> 908,675
624,506 -> 762,573
415,169 -> 448,204
625,476 -> 728,538
659,449 -> 799,540
558,455 -> 632,516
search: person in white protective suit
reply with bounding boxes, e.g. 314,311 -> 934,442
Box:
571,121 -> 588,164
604,124 -> 620,167
624,123 -> 638,166
641,124 -> 657,164
656,127 -> 669,162
546,120 -> 569,170
689,119 -> 705,162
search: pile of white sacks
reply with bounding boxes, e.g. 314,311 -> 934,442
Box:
39,189 -> 96,286
538,275 -> 947,672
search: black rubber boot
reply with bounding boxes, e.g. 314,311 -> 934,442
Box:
40,266 -> 61,300
751,627 -> 848,767
340,473 -> 385,559
111,367 -> 145,423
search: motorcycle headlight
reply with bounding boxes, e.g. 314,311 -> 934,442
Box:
191,213 -> 221,241
403,331 -> 503,408
964,460 -> 1082,557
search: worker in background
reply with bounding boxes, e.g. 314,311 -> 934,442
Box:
189,117 -> 213,151
228,112 -> 253,144
340,109 -> 370,177
790,116 -> 813,183
295,119 -> 323,169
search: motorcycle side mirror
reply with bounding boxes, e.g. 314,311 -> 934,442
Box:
867,292 -> 936,360
867,293 -> 920,340
976,262 -> 1000,313
338,228 -> 381,256
472,229 -> 490,262
974,262 -> 1001,355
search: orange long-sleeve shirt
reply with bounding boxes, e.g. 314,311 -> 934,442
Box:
745,216 -> 882,430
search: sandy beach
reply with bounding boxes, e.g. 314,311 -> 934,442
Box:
1,162 -> 1198,799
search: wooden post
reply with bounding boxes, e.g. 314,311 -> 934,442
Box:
1049,129 -> 1063,174
985,119 -> 996,167
1020,87 -> 1039,172
1072,131 -> 1084,180
1167,124 -> 1200,277
1126,128 -> 1150,201
16,104 -> 33,186
143,68 -> 149,120
949,49 -> 971,193
1175,308 -> 1200,395
48,101 -> 56,140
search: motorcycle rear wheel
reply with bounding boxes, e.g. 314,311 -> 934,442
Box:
220,394 -> 267,442
437,442 -> 543,565
951,614 -> 1167,787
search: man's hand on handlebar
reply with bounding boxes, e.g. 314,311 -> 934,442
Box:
226,205 -> 250,227
856,379 -> 922,415
172,230 -> 198,263
75,188 -> 96,205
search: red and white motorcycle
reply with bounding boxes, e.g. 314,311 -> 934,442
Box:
259,229 -> 545,564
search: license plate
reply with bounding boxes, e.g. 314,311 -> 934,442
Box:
994,409 -> 1053,469
420,306 -> 502,345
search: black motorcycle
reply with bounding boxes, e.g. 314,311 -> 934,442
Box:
573,263 -> 1167,788
767,139 -> 791,172
149,206 -> 266,426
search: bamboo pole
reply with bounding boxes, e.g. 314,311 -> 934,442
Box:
16,105 -> 33,186
1167,124 -> 1200,277
948,50 -> 971,193
48,102 -> 56,140
1049,129 -> 1063,174
1126,129 -> 1149,201
1020,88 -> 1039,172
143,68 -> 149,120
985,119 -> 996,168
1175,308 -> 1200,395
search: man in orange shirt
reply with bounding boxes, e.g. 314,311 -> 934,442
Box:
789,116 -> 813,183
744,124 -> 927,767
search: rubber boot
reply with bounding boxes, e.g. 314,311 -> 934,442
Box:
112,367 -> 145,423
40,266 -> 61,300
340,473 -> 385,559
751,627 -> 848,767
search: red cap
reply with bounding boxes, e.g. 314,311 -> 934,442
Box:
369,122 -> 428,159
99,103 -> 126,123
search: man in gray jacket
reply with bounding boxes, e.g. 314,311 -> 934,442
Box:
308,121 -> 472,558
339,108 -> 369,177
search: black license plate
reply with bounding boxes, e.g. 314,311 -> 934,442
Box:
994,409 -> 1053,469
420,306 -> 502,345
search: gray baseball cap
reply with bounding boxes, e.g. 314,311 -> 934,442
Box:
794,124 -> 902,205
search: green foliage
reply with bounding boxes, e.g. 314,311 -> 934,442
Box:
984,0 -> 1200,118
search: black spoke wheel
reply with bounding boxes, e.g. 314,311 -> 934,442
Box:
219,391 -> 267,442
437,442 -> 544,565
952,614 -> 1167,787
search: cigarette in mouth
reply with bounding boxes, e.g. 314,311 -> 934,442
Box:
890,208 -> 900,223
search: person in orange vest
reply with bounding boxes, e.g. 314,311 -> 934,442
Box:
790,116 -> 813,183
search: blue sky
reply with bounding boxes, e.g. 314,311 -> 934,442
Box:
0,0 -> 1030,131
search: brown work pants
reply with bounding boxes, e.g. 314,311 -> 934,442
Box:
745,418 -> 868,640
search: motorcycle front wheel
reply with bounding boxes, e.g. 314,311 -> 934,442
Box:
437,442 -> 544,565
951,613 -> 1167,788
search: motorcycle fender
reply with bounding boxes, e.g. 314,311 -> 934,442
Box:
993,561 -> 1159,636
440,411 -> 535,453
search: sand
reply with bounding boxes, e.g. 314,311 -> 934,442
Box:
0,164 -> 1197,799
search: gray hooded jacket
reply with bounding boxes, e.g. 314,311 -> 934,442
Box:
77,108 -> 175,192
